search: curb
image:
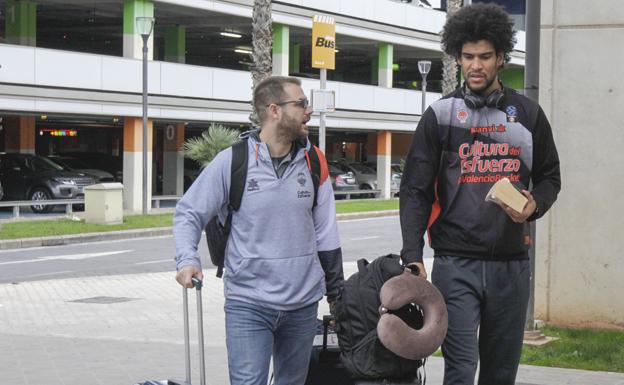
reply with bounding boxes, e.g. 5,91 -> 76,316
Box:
0,227 -> 173,251
0,210 -> 399,251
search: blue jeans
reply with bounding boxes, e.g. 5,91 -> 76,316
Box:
224,299 -> 318,385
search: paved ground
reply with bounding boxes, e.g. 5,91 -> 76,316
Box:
2,259 -> 624,385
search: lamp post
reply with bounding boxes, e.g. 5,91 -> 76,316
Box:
136,16 -> 154,215
418,60 -> 431,115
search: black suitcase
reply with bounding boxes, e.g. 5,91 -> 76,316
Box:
305,315 -> 354,385
305,316 -> 423,385
136,277 -> 206,385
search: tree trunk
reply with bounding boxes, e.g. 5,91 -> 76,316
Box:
249,0 -> 273,127
441,0 -> 462,95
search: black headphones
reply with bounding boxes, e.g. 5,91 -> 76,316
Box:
462,83 -> 505,110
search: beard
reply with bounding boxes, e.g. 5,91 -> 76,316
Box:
466,72 -> 497,95
276,113 -> 307,142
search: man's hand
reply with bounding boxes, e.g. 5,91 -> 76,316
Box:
406,262 -> 427,280
327,297 -> 338,327
502,190 -> 537,223
328,296 -> 338,314
176,265 -> 203,288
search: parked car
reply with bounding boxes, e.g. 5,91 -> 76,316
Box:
391,164 -> 403,193
0,153 -> 97,213
328,164 -> 357,198
331,162 -> 377,198
57,151 -> 123,182
360,161 -> 402,197
47,155 -> 115,182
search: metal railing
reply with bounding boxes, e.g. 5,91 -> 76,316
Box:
152,189 -> 400,206
0,190 -> 399,219
334,189 -> 381,199
333,188 -> 400,200
151,195 -> 181,209
0,198 -> 84,218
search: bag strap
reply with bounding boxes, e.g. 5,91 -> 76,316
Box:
216,139 -> 248,278
304,145 -> 329,208
229,139 -> 249,211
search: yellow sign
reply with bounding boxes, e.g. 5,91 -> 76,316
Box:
312,15 -> 336,70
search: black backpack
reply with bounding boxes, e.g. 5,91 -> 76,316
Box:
204,138 -> 326,277
334,254 -> 425,380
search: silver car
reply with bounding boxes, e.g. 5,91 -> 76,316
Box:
328,164 -> 358,198
48,155 -> 115,182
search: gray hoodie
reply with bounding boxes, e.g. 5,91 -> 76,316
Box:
174,133 -> 343,311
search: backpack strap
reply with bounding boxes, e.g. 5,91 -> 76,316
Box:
217,139 -> 248,278
229,139 -> 249,211
304,145 -> 329,208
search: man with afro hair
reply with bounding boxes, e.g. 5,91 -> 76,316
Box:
400,3 -> 560,385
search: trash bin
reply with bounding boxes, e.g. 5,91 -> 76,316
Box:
84,183 -> 124,225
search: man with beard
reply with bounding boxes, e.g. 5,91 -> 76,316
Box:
400,4 -> 560,385
174,76 -> 343,385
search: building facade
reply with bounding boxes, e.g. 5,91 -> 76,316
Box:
0,0 -> 526,211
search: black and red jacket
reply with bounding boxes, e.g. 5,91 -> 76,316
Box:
400,87 -> 561,263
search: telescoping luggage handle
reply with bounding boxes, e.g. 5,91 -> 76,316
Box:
170,277 -> 206,385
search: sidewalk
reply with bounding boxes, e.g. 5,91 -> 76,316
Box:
1,261 -> 623,385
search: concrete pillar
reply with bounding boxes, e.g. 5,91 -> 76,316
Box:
162,123 -> 184,196
272,24 -> 289,76
535,0 -> 624,328
165,25 -> 186,64
378,43 -> 393,88
123,0 -> 154,60
5,0 -> 36,46
123,117 -> 153,212
376,130 -> 392,199
5,116 -> 35,154
289,43 -> 301,74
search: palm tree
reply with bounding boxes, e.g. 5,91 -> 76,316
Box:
441,0 -> 462,95
183,124 -> 240,167
249,0 -> 273,126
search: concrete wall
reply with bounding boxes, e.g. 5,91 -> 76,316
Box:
536,0 -> 624,328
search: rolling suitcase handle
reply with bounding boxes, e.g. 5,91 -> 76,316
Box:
170,277 -> 206,385
322,315 -> 336,351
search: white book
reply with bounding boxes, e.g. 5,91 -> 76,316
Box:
485,177 -> 528,213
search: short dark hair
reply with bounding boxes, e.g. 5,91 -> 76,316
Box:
441,3 -> 517,64
253,76 -> 302,123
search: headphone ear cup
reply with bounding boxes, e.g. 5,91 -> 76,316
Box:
464,93 -> 485,110
486,89 -> 504,108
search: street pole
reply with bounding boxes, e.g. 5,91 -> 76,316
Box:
421,77 -> 427,114
136,16 -> 154,215
141,34 -> 149,215
319,68 -> 327,154
418,60 -> 431,116
524,0 -> 540,332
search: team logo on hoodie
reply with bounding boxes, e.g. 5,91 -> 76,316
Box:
297,172 -> 307,187
506,105 -> 518,122
247,178 -> 260,192
457,108 -> 469,124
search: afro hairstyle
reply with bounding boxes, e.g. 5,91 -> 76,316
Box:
441,3 -> 517,64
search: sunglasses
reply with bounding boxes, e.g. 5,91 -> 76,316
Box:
269,99 -> 310,109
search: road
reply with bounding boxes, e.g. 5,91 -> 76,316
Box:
0,215 -> 434,284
